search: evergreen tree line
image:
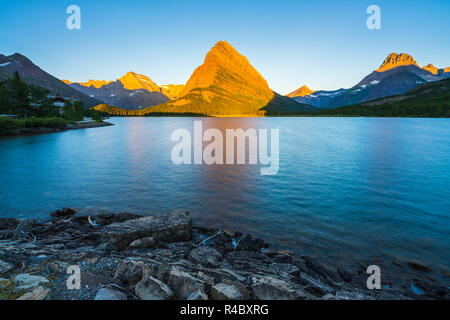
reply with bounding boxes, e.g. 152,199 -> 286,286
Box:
0,71 -> 94,121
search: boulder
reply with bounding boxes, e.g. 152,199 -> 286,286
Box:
94,287 -> 127,300
188,246 -> 223,268
168,267 -> 205,299
0,259 -> 13,275
0,218 -> 18,230
135,275 -> 174,300
252,276 -> 296,300
187,288 -> 209,300
50,207 -> 76,218
12,219 -> 35,239
14,274 -> 49,292
299,272 -> 335,296
211,283 -> 243,300
128,237 -> 155,249
114,259 -> 145,290
16,286 -> 49,300
102,210 -> 192,250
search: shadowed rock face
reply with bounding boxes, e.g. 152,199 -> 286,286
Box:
101,210 -> 193,250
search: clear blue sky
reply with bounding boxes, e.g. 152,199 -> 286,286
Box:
1,0 -> 449,94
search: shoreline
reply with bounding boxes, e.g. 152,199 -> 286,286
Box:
0,121 -> 114,136
0,209 -> 448,300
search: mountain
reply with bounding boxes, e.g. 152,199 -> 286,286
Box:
0,53 -> 101,107
63,72 -> 184,110
287,85 -> 315,98
135,41 -> 313,115
290,53 -> 449,109
305,78 -> 450,117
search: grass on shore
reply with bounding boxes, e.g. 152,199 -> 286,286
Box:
0,117 -> 71,133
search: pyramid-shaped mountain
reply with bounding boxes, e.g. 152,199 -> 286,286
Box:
144,41 -> 313,115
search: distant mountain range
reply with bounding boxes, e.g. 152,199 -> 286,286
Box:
96,41 -> 314,116
62,73 -> 185,110
0,53 -> 101,107
1,44 -> 449,116
289,53 -> 450,109
302,77 -> 450,117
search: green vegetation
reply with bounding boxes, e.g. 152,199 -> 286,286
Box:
0,117 -> 71,133
0,71 -> 58,118
0,71 -> 88,121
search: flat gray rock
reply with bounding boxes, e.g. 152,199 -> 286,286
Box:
102,210 -> 192,250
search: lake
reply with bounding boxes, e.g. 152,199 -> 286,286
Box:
1,117 -> 449,280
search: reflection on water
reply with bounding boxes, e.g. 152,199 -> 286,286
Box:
0,117 -> 449,278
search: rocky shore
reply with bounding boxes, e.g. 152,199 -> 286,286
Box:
1,121 -> 113,136
0,209 -> 448,300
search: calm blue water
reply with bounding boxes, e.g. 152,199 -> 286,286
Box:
1,117 -> 449,277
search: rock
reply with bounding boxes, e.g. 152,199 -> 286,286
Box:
226,251 -> 269,262
252,276 -> 296,300
50,207 -> 76,218
407,261 -> 431,272
188,246 -> 223,268
94,213 -> 144,225
14,274 -> 49,292
12,219 -> 35,239
335,290 -> 375,300
187,288 -> 209,300
102,210 -> 192,250
0,218 -> 18,230
47,261 -> 70,274
0,259 -> 13,274
223,279 -> 249,299
114,260 -> 145,290
128,237 -> 155,249
302,256 -> 342,284
197,271 -> 215,286
16,286 -> 49,300
168,267 -> 205,299
28,255 -> 54,265
135,275 -> 174,300
211,283 -> 243,300
239,234 -> 266,251
0,278 -> 10,289
83,273 -> 122,287
94,287 -> 127,300
300,272 -> 335,297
